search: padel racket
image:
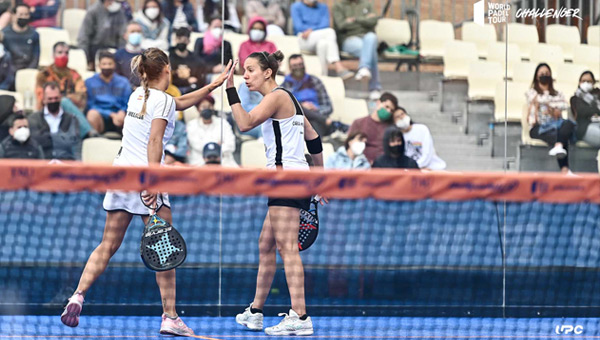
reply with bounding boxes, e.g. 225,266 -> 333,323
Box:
139,194 -> 187,271
298,198 -> 319,251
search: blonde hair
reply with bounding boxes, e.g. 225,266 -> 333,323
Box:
130,48 -> 169,116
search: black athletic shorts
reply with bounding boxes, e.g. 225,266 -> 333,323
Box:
267,197 -> 311,210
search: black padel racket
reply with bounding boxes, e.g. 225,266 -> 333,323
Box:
140,194 -> 187,271
298,198 -> 319,251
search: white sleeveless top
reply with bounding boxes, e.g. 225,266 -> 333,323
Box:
261,88 -> 309,170
114,87 -> 176,166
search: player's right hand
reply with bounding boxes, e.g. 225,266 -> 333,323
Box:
141,190 -> 158,209
226,59 -> 240,89
212,59 -> 233,88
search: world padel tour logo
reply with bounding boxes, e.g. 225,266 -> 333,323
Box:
474,1 -> 582,26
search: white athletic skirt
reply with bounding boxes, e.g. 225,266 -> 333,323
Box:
103,191 -> 171,216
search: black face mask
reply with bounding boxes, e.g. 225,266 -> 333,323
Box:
200,109 -> 214,120
389,144 -> 403,156
539,75 -> 552,85
101,68 -> 114,78
47,101 -> 60,114
17,18 -> 29,28
205,159 -> 221,165
175,43 -> 187,52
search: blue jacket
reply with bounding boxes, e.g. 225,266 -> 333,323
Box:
325,146 -> 371,170
0,52 -> 15,90
162,0 -> 198,32
85,73 -> 132,117
291,1 -> 331,35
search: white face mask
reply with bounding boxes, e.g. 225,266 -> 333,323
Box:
350,141 -> 366,156
107,1 -> 121,13
0,44 -> 4,60
580,82 -> 594,92
211,27 -> 223,39
13,127 -> 30,143
395,115 -> 411,130
249,29 -> 265,42
145,7 -> 160,20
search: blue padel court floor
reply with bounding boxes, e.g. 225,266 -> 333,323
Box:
2,316 -> 600,340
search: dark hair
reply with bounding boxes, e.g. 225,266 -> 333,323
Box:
198,95 -> 215,107
379,92 -> 398,111
175,26 -> 191,38
53,41 -> 69,54
344,131 -> 367,150
532,63 -> 557,96
9,113 -> 27,128
143,0 -> 163,22
42,81 -> 60,92
131,48 -> 170,116
288,54 -> 303,64
204,1 -> 230,24
579,70 -> 596,83
98,51 -> 115,62
248,50 -> 284,79
12,3 -> 29,13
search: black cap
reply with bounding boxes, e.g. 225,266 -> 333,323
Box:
203,142 -> 221,159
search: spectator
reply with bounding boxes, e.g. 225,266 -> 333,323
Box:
35,42 -> 94,138
162,0 -> 198,32
164,118 -> 187,164
202,141 -> 221,165
77,0 -> 127,69
194,16 -> 232,73
187,95 -> 238,167
198,0 -> 240,33
348,92 -> 397,163
119,0 -> 134,21
0,31 -> 15,90
570,71 -> 600,148
245,0 -> 286,36
393,107 -> 446,170
1,3 -> 39,71
526,63 -> 574,173
134,0 -> 170,51
170,27 -> 207,94
28,82 -> 81,160
237,81 -> 264,139
325,131 -> 370,169
281,54 -> 348,137
0,113 -> 44,159
291,0 -> 353,79
332,0 -> 382,100
373,127 -> 419,169
85,51 -> 131,134
23,0 -> 60,28
114,21 -> 143,87
238,16 -> 276,72
0,94 -> 16,140
0,0 -> 10,30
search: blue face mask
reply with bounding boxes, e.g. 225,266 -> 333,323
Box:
128,32 -> 142,46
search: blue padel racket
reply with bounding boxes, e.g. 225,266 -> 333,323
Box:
139,194 -> 187,271
298,198 -> 319,251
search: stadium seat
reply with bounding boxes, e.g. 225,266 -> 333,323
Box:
485,42 -> 520,79
467,60 -> 503,100
419,20 -> 455,61
82,137 -> 122,163
183,105 -> 200,123
545,24 -> 580,62
442,40 -> 478,79
572,44 -> 600,77
317,75 -> 345,119
505,23 -> 539,60
81,70 -> 95,81
241,139 -> 267,168
528,43 -> 564,73
555,63 -> 589,94
302,55 -> 322,77
462,22 -> 497,59
62,9 -> 86,47
15,69 -> 38,110
332,97 -> 368,126
37,27 -> 71,67
376,18 -> 411,51
521,103 -> 548,146
186,32 -> 205,51
493,81 -> 530,122
268,35 -> 301,74
223,32 -> 248,68
0,90 -> 24,107
511,61 -> 539,83
67,48 -> 89,76
588,25 -> 599,46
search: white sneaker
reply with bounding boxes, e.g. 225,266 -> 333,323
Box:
236,303 -> 263,331
369,90 -> 382,101
264,309 -> 313,336
548,145 -> 567,158
354,67 -> 372,81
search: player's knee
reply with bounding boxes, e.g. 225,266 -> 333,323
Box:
276,242 -> 298,257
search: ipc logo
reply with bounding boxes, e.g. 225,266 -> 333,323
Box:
555,325 -> 583,335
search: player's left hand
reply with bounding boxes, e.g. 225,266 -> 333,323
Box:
315,194 -> 329,205
226,59 -> 240,89
211,59 -> 233,89
141,190 -> 158,209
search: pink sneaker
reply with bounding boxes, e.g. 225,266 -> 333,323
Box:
160,313 -> 194,336
60,292 -> 84,327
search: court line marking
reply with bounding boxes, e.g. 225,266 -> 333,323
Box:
4,336 -> 600,339
0,336 -> 222,340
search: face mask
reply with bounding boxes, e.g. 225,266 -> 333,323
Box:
538,75 -> 552,85
211,27 -> 223,39
249,29 -> 265,42
128,32 -> 142,46
47,101 -> 60,114
145,7 -> 160,20
377,107 -> 391,121
200,109 -> 214,119
54,55 -> 69,68
395,115 -> 411,130
107,1 -> 121,13
580,82 -> 594,92
175,43 -> 187,52
205,159 -> 221,165
101,68 -> 114,77
350,141 -> 365,156
13,127 -> 30,143
291,66 -> 305,78
17,18 -> 29,28
306,0 -> 317,6
0,44 -> 4,60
